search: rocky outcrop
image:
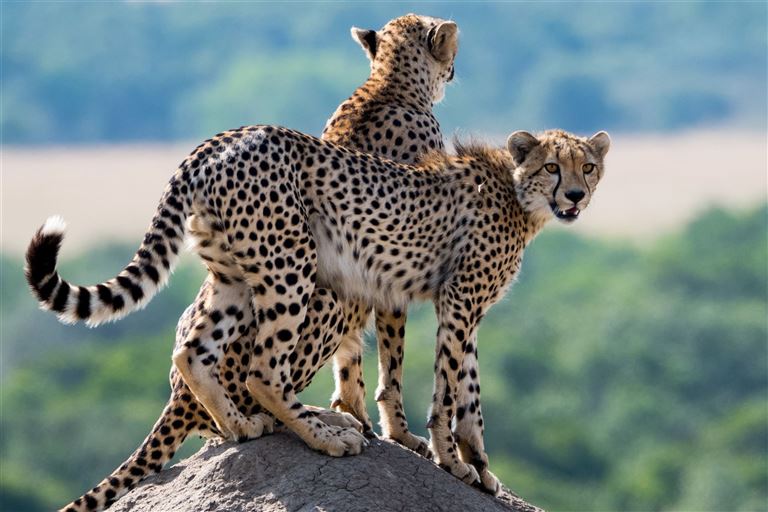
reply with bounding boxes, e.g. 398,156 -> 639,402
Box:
110,433 -> 542,512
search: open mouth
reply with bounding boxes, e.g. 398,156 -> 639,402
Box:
552,204 -> 581,222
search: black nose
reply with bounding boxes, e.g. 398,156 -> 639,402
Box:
565,190 -> 585,203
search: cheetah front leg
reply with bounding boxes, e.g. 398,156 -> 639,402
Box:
172,277 -> 271,442
330,298 -> 375,436
374,308 -> 431,457
427,286 -> 484,489
453,335 -> 501,495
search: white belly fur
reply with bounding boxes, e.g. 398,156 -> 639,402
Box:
311,217 -> 411,311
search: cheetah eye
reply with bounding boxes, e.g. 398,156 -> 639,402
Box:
544,163 -> 560,174
582,163 -> 596,174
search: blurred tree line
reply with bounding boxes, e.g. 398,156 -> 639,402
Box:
2,2 -> 766,144
1,205 -> 765,511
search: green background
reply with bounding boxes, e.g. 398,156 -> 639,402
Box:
1,3 -> 766,511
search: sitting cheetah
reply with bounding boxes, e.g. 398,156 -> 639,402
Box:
32,13 -> 457,511
26,124 -> 610,497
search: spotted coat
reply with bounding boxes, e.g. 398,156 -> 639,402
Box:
26,125 -> 611,504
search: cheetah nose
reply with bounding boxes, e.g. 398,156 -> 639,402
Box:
565,189 -> 585,204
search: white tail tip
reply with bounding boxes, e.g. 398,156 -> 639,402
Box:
41,215 -> 67,236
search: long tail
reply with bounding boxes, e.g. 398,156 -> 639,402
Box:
25,174 -> 190,327
59,399 -> 193,512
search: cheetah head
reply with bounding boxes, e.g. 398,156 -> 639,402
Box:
507,129 -> 611,224
351,14 -> 459,104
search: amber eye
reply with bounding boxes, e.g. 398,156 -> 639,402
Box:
544,163 -> 560,173
582,163 -> 596,174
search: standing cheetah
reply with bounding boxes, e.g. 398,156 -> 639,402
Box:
26,125 -> 610,497
323,14 -> 457,456
31,13 -> 457,512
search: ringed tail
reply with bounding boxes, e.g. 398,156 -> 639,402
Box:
25,175 -> 190,327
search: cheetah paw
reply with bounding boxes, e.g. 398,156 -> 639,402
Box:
387,431 -> 432,459
476,468 -> 502,496
330,397 -> 375,437
440,460 -> 481,487
308,424 -> 368,457
232,412 -> 273,443
307,406 -> 365,432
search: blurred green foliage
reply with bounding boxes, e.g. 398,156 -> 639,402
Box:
1,205 -> 765,511
2,2 -> 766,143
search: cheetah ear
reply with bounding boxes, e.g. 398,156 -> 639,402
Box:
588,131 -> 611,158
506,131 -> 540,166
427,21 -> 458,62
351,27 -> 378,61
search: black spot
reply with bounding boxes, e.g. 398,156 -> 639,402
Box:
51,280 -> 70,312
96,284 -> 113,304
143,264 -> 160,284
36,274 -> 59,302
112,294 -> 125,311
116,275 -> 144,302
84,494 -> 98,510
76,287 -> 91,319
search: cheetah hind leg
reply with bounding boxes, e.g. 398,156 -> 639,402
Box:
174,291 -> 275,444
172,278 -> 267,442
374,308 -> 432,458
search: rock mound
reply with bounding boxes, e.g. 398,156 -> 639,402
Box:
110,433 -> 542,512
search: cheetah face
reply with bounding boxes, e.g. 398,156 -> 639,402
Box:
508,129 -> 611,224
351,14 -> 458,104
